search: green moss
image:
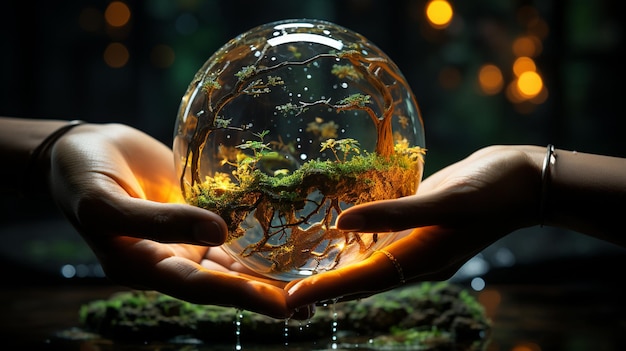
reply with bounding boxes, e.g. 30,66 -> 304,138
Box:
78,282 -> 490,348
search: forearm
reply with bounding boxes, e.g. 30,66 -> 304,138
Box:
544,148 -> 626,246
0,117 -> 69,194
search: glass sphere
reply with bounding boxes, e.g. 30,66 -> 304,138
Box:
173,19 -> 426,281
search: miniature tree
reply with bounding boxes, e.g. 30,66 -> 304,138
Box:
173,19 -> 425,280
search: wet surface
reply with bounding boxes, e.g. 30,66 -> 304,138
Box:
1,216 -> 625,351
1,278 -> 625,351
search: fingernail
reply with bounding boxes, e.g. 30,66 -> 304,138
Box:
336,213 -> 365,231
193,221 -> 224,245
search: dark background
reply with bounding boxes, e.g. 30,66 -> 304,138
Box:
2,0 -> 625,157
2,0 -> 625,281
1,1 -> 625,350
1,0 -> 625,281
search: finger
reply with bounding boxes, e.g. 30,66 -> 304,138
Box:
287,226 -> 482,308
286,250 -> 401,308
151,257 -> 293,319
99,240 -> 293,319
336,193 -> 452,233
77,192 -> 228,246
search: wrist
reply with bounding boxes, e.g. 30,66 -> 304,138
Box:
510,145 -> 554,228
544,148 -> 626,243
539,145 -> 556,226
22,120 -> 86,196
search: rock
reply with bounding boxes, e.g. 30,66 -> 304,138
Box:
78,281 -> 490,349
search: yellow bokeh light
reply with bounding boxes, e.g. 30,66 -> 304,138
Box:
513,56 -> 536,77
426,0 -> 453,29
105,1 -> 131,27
478,64 -> 504,95
517,71 -> 543,98
103,42 -> 129,68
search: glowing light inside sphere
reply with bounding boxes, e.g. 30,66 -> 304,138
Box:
173,19 -> 426,281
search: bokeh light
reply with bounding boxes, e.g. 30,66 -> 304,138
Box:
511,342 -> 542,351
517,71 -> 543,98
471,277 -> 486,291
105,1 -> 131,27
478,64 -> 504,95
103,42 -> 129,68
426,0 -> 453,29
513,56 -> 537,77
513,35 -> 542,57
478,289 -> 502,319
150,44 -> 176,68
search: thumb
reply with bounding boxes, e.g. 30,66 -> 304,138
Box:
76,195 -> 228,245
336,194 -> 448,233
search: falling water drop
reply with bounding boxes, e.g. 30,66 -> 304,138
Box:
330,298 -> 340,349
284,318 -> 290,346
234,309 -> 243,350
299,318 -> 311,332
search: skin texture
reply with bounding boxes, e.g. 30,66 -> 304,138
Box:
1,118 -> 312,320
4,117 -> 624,319
285,145 -> 626,309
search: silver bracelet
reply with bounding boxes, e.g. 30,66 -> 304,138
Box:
539,144 -> 556,226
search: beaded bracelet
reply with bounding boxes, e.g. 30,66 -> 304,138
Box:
22,120 -> 85,196
539,144 -> 556,226
378,249 -> 406,285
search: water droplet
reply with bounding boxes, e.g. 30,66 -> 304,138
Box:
234,309 -> 243,350
330,298 -> 340,349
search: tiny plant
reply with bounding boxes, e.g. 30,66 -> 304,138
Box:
181,42 -> 426,277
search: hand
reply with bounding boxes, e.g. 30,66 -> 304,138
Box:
287,145 -> 545,307
49,122 -> 302,319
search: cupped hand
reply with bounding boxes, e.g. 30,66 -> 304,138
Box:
48,123 -> 303,319
287,145 -> 544,308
